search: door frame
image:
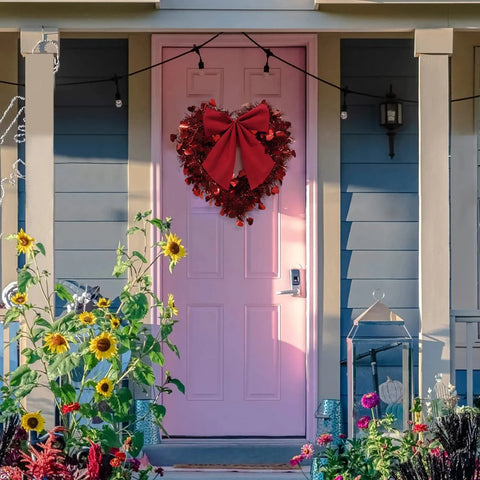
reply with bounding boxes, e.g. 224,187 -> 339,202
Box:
151,33 -> 318,441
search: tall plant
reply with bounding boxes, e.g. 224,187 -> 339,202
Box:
0,211 -> 185,459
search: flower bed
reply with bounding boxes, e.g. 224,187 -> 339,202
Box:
0,212 -> 186,480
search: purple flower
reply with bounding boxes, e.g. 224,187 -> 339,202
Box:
361,392 -> 380,409
357,415 -> 371,429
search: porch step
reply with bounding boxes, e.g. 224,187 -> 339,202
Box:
143,439 -> 308,466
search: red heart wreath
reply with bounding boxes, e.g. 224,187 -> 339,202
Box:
171,99 -> 295,226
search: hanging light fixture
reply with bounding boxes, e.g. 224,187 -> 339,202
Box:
379,85 -> 403,158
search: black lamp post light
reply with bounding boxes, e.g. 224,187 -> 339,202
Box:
379,85 -> 403,159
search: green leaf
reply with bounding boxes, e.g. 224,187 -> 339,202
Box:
61,383 -> 77,403
36,242 -> 46,256
121,292 -> 149,321
47,353 -> 82,380
145,335 -> 165,366
150,403 -> 166,423
55,284 -> 74,302
49,380 -> 62,398
34,318 -> 51,328
22,347 -> 41,364
168,377 -> 185,395
10,364 -> 33,386
129,431 -> 144,457
132,251 -> 147,263
127,226 -> 141,235
109,387 -> 132,419
131,361 -> 155,386
17,269 -> 34,293
84,352 -> 99,370
3,308 -> 20,326
165,338 -> 180,358
99,425 -> 122,450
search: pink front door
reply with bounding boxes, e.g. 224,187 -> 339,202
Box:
153,37 -> 306,437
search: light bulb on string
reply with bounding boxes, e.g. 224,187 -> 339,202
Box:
114,75 -> 123,108
340,87 -> 349,120
193,44 -> 205,75
263,48 -> 272,77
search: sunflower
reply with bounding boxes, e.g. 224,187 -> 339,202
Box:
89,331 -> 117,360
21,412 -> 45,432
161,233 -> 187,264
44,332 -> 70,354
97,297 -> 111,308
96,378 -> 114,397
168,293 -> 178,316
78,311 -> 96,326
109,315 -> 120,329
16,229 -> 35,255
11,292 -> 27,306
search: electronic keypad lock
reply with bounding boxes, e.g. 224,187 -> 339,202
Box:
276,268 -> 301,296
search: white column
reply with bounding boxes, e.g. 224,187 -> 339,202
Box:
20,28 -> 58,428
414,28 -> 453,398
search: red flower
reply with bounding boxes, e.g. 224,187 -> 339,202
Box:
110,457 -> 122,468
289,454 -> 304,467
357,415 -> 371,430
87,440 -> 102,480
316,433 -> 333,446
412,423 -> 428,433
61,402 -> 80,414
115,451 -> 126,462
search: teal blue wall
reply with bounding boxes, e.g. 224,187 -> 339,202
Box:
340,39 -> 419,415
54,39 -> 129,302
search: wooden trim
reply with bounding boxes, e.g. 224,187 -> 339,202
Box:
151,33 -> 319,441
128,33 -> 152,286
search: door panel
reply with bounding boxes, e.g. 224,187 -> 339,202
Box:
156,43 -> 306,436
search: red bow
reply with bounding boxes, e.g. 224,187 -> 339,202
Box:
202,103 -> 274,190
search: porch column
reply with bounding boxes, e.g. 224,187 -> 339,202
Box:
414,28 -> 453,398
20,28 -> 58,428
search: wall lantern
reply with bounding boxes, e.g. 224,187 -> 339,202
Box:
346,293 -> 413,438
379,85 -> 403,158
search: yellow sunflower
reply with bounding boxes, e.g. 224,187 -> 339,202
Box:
16,229 -> 35,255
89,331 -> 117,360
161,233 -> 187,264
168,293 -> 179,316
109,315 -> 121,329
97,297 -> 111,308
96,378 -> 114,397
78,311 -> 96,326
11,292 -> 27,306
21,412 -> 45,432
44,332 -> 70,354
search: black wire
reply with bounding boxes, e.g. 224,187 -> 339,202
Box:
1,30 -> 479,104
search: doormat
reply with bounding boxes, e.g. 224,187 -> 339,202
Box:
173,464 -> 295,470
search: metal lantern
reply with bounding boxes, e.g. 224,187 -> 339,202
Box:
347,296 -> 413,437
379,85 -> 403,158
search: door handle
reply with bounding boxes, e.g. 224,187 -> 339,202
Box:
276,268 -> 301,297
276,287 -> 300,296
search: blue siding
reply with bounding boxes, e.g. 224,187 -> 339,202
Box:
54,39 -> 129,302
340,39 -> 419,423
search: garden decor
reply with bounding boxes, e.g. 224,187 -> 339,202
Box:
0,211 -> 186,480
171,99 -> 295,226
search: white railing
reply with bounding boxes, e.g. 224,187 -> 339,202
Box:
0,309 -> 19,381
451,309 -> 480,406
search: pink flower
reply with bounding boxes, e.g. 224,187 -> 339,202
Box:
334,476 -> 344,480
339,433 -> 347,439
290,454 -> 305,466
316,433 -> 333,446
357,415 -> 371,429
301,444 -> 314,459
412,423 -> 428,433
361,392 -> 380,409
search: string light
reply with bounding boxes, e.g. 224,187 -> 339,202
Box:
263,48 -> 272,75
0,159 -> 25,206
193,44 -> 205,71
340,87 -> 349,120
113,75 -> 123,108
0,96 -> 25,145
